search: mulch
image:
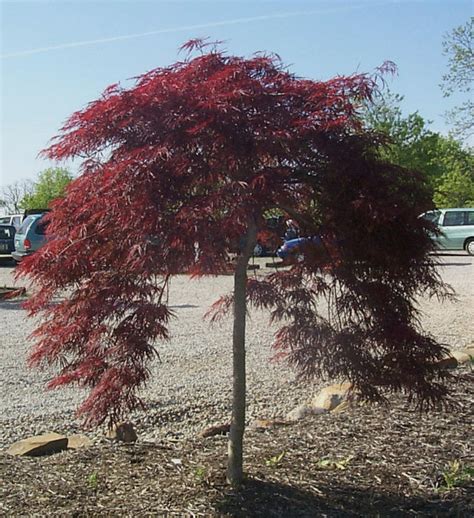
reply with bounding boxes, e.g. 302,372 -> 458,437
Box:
1,369 -> 473,517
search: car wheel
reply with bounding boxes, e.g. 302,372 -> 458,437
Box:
253,243 -> 264,257
466,238 -> 474,256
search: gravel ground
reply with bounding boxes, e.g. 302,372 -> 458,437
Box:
0,254 -> 473,449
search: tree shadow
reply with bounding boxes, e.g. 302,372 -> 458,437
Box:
0,300 -> 26,311
439,262 -> 471,266
212,477 -> 469,517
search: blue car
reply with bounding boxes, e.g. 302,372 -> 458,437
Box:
276,236 -> 323,260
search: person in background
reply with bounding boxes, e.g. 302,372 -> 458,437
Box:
284,219 -> 299,241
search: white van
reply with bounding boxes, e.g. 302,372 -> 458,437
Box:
0,214 -> 23,230
422,208 -> 474,255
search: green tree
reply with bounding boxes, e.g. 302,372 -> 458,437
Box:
363,91 -> 474,207
441,17 -> 474,140
21,167 -> 73,209
434,169 -> 474,208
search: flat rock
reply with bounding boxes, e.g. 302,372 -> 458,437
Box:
463,348 -> 474,359
7,432 -> 68,456
452,350 -> 472,364
106,422 -> 137,443
67,434 -> 92,449
311,382 -> 353,411
331,400 -> 352,413
200,423 -> 230,438
436,356 -> 459,369
286,404 -> 327,422
437,350 -> 472,369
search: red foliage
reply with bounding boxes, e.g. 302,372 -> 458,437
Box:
19,44 -> 451,426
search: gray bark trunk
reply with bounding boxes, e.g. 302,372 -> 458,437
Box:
227,220 -> 257,487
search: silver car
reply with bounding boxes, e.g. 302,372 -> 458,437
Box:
12,214 -> 49,263
423,208 -> 474,255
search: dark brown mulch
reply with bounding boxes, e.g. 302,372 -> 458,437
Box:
1,370 -> 473,517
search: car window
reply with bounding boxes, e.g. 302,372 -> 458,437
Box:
0,217 -> 10,225
467,211 -> 474,225
35,219 -> 49,235
17,215 -> 37,235
13,216 -> 22,227
0,227 -> 14,239
442,211 -> 465,226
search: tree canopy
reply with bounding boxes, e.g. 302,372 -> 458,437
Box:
363,91 -> 474,207
21,167 -> 73,210
19,42 -> 451,460
441,17 -> 474,140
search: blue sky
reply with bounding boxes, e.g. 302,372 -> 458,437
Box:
0,0 -> 472,188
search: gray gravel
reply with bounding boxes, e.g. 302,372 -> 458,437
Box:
1,254 -> 473,448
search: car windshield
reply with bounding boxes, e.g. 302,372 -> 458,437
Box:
422,210 -> 441,225
16,215 -> 37,235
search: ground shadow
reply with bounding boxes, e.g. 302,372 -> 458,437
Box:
212,478 -> 469,517
440,262 -> 472,266
431,252 -> 469,257
0,300 -> 27,311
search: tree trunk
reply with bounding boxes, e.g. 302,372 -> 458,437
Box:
227,220 -> 257,487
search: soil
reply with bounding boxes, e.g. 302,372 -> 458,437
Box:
1,368 -> 473,517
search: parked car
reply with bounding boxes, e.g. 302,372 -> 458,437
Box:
253,216 -> 286,257
0,214 -> 23,230
277,236 -> 323,260
422,208 -> 474,255
12,213 -> 49,263
0,225 -> 16,262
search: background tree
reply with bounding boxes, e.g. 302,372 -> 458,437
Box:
441,17 -> 474,140
21,167 -> 73,209
363,91 -> 474,207
0,179 -> 34,213
19,42 -> 451,487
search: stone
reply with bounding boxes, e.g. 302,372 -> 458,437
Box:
436,356 -> 459,369
199,423 -> 230,438
67,434 -> 92,449
285,404 -> 327,422
463,347 -> 474,359
7,432 -> 68,457
331,400 -> 351,413
106,422 -> 137,443
311,382 -> 353,411
436,351 -> 472,369
451,350 -> 472,364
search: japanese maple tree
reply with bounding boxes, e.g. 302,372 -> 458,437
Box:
19,40 -> 451,486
